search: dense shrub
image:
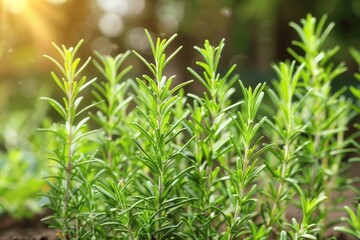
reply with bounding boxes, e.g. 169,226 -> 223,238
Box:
41,14 -> 360,239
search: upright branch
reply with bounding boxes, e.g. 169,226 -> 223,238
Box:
286,14 -> 352,236
184,39 -> 239,238
91,51 -> 133,170
41,40 -> 96,239
263,61 -> 309,236
132,30 -> 193,239
224,82 -> 271,239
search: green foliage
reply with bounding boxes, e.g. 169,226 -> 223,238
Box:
89,47 -> 137,239
350,47 -> 360,81
183,38 -> 238,239
289,14 -> 353,236
41,40 -> 98,239
263,61 -> 308,233
39,15 -> 359,239
131,30 -> 194,239
0,92 -> 50,218
91,50 -> 134,171
350,47 -> 360,113
0,149 -> 44,218
261,13 -> 356,239
334,42 -> 360,240
334,205 -> 360,238
223,82 -> 270,239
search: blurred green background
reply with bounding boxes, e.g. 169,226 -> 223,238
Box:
0,0 -> 360,218
1,0 -> 360,108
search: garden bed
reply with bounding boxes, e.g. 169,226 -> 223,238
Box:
0,212 -> 57,240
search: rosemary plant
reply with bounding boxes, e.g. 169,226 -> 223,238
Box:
131,30 -> 193,239
183,39 -> 238,239
334,205 -> 360,239
41,40 -> 98,239
263,14 -> 355,239
288,14 -> 354,236
91,51 -> 134,172
333,47 -> 360,239
223,82 -> 271,239
262,61 -> 309,237
90,51 -> 139,238
38,14 -> 360,240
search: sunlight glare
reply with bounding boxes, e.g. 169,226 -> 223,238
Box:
1,0 -> 66,55
47,0 -> 67,5
4,0 -> 27,14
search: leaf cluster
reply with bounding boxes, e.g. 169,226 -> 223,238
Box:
39,14 -> 360,240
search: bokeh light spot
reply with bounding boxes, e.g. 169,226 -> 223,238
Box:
221,7 -> 232,17
98,13 -> 124,37
157,2 -> 184,21
91,37 -> 113,55
157,15 -> 179,33
156,2 -> 184,33
72,22 -> 93,41
96,0 -> 128,15
127,0 -> 145,15
126,28 -> 149,52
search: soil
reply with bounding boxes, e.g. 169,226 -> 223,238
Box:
0,212 -> 57,240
